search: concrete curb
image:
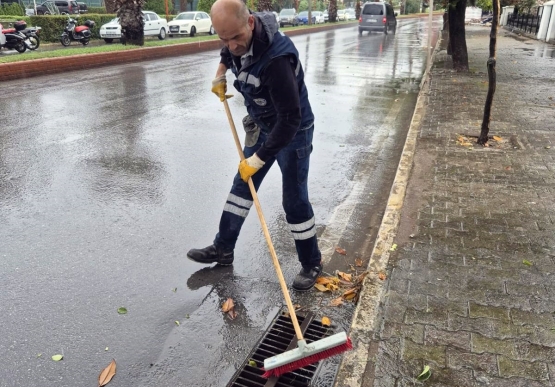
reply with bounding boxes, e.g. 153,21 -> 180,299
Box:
333,31 -> 443,387
0,22 -> 356,82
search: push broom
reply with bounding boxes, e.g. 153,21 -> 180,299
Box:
221,98 -> 352,379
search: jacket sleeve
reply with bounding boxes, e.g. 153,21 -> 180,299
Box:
255,55 -> 302,162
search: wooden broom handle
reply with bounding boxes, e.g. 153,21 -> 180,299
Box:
222,99 -> 304,342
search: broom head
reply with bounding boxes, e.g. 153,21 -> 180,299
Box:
262,332 -> 352,378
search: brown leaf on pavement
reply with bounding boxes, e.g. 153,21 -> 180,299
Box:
335,247 -> 347,255
329,297 -> 344,307
321,317 -> 331,326
338,271 -> 352,282
227,309 -> 238,320
98,359 -> 116,387
342,287 -> 358,301
314,283 -> 330,292
355,258 -> 363,267
354,271 -> 369,285
222,298 -> 235,313
378,272 -> 387,281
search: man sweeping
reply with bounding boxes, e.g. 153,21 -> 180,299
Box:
187,0 -> 322,291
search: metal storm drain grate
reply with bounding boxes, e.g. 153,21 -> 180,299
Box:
227,309 -> 333,387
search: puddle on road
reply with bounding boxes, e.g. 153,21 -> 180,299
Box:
517,46 -> 555,58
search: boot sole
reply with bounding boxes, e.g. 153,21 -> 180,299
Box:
186,254 -> 234,266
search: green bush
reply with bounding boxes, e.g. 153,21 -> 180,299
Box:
25,14 -> 116,42
88,6 -> 108,13
197,0 -> 216,13
0,3 -> 25,16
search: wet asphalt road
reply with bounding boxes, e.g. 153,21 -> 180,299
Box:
0,18 -> 440,387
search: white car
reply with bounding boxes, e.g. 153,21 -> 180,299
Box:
345,9 -> 356,21
99,11 -> 168,43
337,9 -> 347,21
167,11 -> 214,37
312,11 -> 325,24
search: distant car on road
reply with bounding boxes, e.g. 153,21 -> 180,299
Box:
345,9 -> 356,20
77,2 -> 87,13
279,8 -> 299,27
313,11 -> 325,24
323,10 -> 329,22
337,9 -> 347,21
34,0 -> 79,15
99,11 -> 168,43
358,1 -> 397,35
297,11 -> 315,25
167,11 -> 214,37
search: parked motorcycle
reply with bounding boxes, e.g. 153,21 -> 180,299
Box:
60,17 -> 95,46
0,22 -> 27,53
11,21 -> 41,50
21,25 -> 42,50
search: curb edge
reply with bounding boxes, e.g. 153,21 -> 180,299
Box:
332,30 -> 443,387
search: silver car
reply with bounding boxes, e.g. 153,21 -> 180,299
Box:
358,2 -> 397,35
279,8 -> 299,27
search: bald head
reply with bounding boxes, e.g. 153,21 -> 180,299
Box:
211,0 -> 249,24
211,0 -> 255,57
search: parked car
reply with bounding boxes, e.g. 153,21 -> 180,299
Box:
323,10 -> 329,22
337,9 -> 347,21
345,9 -> 356,20
313,11 -> 325,24
35,0 -> 79,15
167,11 -> 214,37
272,11 -> 280,25
77,2 -> 87,13
279,8 -> 299,27
297,11 -> 315,25
99,11 -> 168,43
358,1 -> 397,35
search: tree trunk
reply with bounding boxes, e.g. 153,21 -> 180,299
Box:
355,0 -> 361,18
257,0 -> 271,11
477,0 -> 500,145
105,0 -> 117,13
448,0 -> 468,71
329,0 -> 337,22
116,0 -> 145,46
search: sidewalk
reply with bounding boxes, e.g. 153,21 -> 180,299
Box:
336,25 -> 555,386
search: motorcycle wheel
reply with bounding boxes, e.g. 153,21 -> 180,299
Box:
60,35 -> 71,46
81,39 -> 90,46
27,35 -> 40,50
15,41 -> 27,53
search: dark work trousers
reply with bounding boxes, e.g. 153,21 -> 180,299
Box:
214,125 -> 321,269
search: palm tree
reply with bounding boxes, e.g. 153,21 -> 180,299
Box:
328,0 -> 337,21
115,0 -> 145,46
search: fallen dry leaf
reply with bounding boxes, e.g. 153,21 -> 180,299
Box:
335,247 -> 347,255
355,271 -> 369,284
316,277 -> 339,286
343,287 -> 358,301
329,297 -> 344,307
493,135 -> 503,142
378,272 -> 387,281
98,359 -> 116,387
227,309 -> 238,320
338,271 -> 353,282
314,283 -> 330,292
222,298 -> 235,313
355,258 -> 363,267
321,317 -> 332,326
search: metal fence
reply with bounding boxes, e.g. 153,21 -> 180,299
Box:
507,9 -> 542,34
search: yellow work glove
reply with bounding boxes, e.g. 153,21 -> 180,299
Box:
211,75 -> 233,102
239,154 -> 265,183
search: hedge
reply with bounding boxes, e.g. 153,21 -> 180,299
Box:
0,3 -> 25,16
1,13 -> 177,42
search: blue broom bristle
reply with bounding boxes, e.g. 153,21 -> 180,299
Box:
261,337 -> 352,379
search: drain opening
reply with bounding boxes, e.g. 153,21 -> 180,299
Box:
227,309 -> 335,387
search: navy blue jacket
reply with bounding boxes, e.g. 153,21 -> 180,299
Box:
219,12 -> 314,161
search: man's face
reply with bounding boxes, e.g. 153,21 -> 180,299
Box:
213,14 -> 255,57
